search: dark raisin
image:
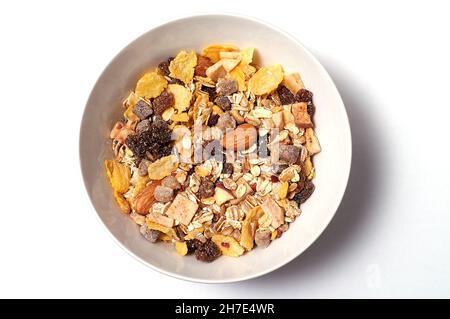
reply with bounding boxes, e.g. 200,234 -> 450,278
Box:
153,90 -> 174,115
270,175 -> 279,183
169,78 -> 185,85
216,78 -> 238,96
133,100 -> 153,120
195,55 -> 213,77
222,163 -> 233,175
214,96 -> 231,111
158,61 -> 170,76
201,85 -> 217,101
197,178 -> 215,199
207,114 -> 220,127
186,239 -> 203,254
307,103 -> 315,116
294,89 -> 313,102
125,134 -> 147,160
293,181 -> 315,205
277,85 -> 295,105
194,239 -> 221,262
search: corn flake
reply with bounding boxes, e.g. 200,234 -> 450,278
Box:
228,66 -> 246,91
248,64 -> 284,95
202,44 -> 239,63
212,234 -> 245,257
147,155 -> 179,180
169,50 -> 197,84
135,72 -> 168,99
175,241 -> 188,256
113,191 -> 130,214
167,84 -> 192,112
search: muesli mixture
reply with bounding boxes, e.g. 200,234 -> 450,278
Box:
105,44 -> 321,262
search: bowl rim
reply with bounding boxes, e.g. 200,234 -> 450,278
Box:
79,12 -> 352,284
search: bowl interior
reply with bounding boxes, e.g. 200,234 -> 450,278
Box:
80,15 -> 351,283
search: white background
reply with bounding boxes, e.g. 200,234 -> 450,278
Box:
0,0 -> 449,298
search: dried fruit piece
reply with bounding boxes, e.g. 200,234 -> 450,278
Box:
279,144 -> 300,164
195,55 -> 213,77
214,187 -> 235,205
211,235 -> 245,257
278,182 -> 289,200
194,239 -> 221,262
202,44 -> 238,63
175,241 -> 188,256
153,90 -> 175,115
158,60 -> 171,76
292,102 -> 313,128
240,47 -> 254,65
166,194 -> 199,225
206,61 -> 227,82
135,119 -> 150,134
207,113 -> 220,127
216,78 -> 238,96
282,73 -> 305,94
197,178 -> 215,199
113,191 -> 130,213
261,197 -> 284,229
221,123 -> 258,151
167,84 -> 192,112
169,50 -> 197,84
248,64 -> 283,95
171,112 -> 190,122
304,128 -> 321,155
133,100 -> 153,120
228,66 -> 246,91
221,58 -> 241,72
146,211 -> 174,228
146,220 -> 175,237
277,85 -> 296,105
293,180 -> 315,205
135,72 -> 168,99
147,155 -> 178,180
294,88 -> 313,102
104,160 -> 130,194
134,181 -> 161,214
240,206 -> 262,250
214,96 -> 232,111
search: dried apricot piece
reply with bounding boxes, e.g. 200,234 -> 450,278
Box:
146,220 -> 175,237
248,64 -> 284,95
228,66 -> 246,91
167,84 -> 192,112
175,241 -> 188,256
201,44 -> 239,63
104,160 -> 130,194
147,155 -> 179,180
211,234 -> 245,257
135,72 -> 168,99
113,191 -> 130,214
169,50 -> 197,84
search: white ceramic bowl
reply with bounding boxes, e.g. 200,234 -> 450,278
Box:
80,14 -> 351,283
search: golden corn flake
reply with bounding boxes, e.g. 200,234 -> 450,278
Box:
240,221 -> 254,251
147,155 -> 179,180
146,220 -> 175,237
104,160 -> 130,194
175,241 -> 188,256
167,84 -> 192,112
171,112 -> 190,122
159,234 -> 172,241
202,44 -> 239,63
169,50 -> 197,84
135,72 -> 167,99
212,234 -> 245,257
240,47 -> 254,65
124,104 -> 139,122
248,64 -> 284,95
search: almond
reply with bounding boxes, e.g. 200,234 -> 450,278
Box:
134,181 -> 161,215
221,123 -> 257,151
